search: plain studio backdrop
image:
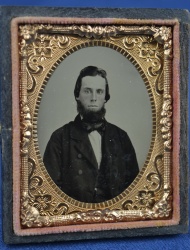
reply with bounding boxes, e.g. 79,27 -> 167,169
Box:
37,46 -> 152,170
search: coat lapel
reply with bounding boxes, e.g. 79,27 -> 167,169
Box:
102,122 -> 119,177
70,116 -> 98,169
104,123 -> 118,156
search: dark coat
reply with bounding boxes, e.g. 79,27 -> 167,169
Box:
43,115 -> 139,203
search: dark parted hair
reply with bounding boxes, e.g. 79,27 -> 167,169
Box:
74,66 -> 110,102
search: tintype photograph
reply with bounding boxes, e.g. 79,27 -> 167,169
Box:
38,47 -> 152,203
14,18 -> 177,230
1,7 -> 188,244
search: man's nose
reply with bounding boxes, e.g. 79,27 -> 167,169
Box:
91,91 -> 97,101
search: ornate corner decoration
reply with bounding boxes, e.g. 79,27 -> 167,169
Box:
18,23 -> 173,228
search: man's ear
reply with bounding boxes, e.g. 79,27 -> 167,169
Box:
76,97 -> 79,101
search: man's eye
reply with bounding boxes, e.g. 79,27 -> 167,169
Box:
84,89 -> 90,93
97,89 -> 104,94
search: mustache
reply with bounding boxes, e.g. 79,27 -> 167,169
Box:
77,101 -> 106,123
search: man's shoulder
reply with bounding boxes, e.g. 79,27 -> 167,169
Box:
50,121 -> 74,139
106,121 -> 128,135
106,121 -> 133,148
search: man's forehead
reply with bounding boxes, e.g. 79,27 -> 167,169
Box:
81,75 -> 106,88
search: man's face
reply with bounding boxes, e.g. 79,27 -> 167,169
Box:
76,75 -> 106,112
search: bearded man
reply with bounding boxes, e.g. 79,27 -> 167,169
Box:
43,66 -> 139,203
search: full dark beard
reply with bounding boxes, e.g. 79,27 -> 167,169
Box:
77,101 -> 106,123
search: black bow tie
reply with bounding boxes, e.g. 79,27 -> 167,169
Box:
81,121 -> 105,134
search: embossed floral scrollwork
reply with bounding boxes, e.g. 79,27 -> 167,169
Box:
19,25 -> 71,94
65,209 -> 140,224
142,187 -> 172,219
18,23 -> 173,227
33,35 -> 52,61
146,173 -> 161,192
143,26 -> 172,57
20,102 -> 32,156
65,25 -> 123,39
139,37 -> 164,94
28,158 -> 36,178
21,194 -> 53,227
51,203 -> 69,216
122,187 -> 156,211
27,56 -> 44,73
122,200 -> 138,210
28,188 -> 69,217
139,39 -> 159,62
160,94 -> 172,151
21,194 -> 41,227
123,36 -> 161,62
122,154 -> 163,214
27,34 -> 70,65
156,202 -> 172,218
152,26 -> 172,42
19,25 -> 52,57
146,155 -> 163,191
20,25 -> 36,40
28,157 -> 44,197
123,36 -> 143,49
33,192 -> 52,213
123,35 -> 163,94
135,189 -> 156,209
29,176 -> 43,192
154,26 -> 172,57
22,32 -> 71,94
27,159 -> 69,217
19,24 -> 53,40
27,35 -> 53,74
51,35 -> 71,49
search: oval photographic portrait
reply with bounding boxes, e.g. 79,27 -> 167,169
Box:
37,46 -> 152,203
